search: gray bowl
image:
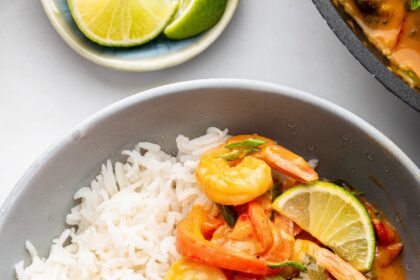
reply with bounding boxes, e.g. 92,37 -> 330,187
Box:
0,79 -> 418,278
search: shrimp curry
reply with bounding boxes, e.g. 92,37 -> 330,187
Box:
165,134 -> 405,280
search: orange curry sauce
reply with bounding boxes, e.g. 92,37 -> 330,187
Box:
338,0 -> 420,88
373,255 -> 405,279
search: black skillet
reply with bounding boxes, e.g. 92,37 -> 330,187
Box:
312,0 -> 420,112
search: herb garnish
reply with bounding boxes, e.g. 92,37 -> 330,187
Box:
224,138 -> 267,150
219,138 -> 268,161
271,183 -> 282,202
217,204 -> 237,227
411,0 -> 420,10
299,255 -> 328,280
268,261 -> 307,272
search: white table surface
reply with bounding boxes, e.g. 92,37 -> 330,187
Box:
1,0 -> 419,206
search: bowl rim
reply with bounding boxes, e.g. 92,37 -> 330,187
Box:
40,0 -> 238,72
311,0 -> 420,112
1,79 -> 418,218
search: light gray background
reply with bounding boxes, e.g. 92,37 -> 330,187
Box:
0,0 -> 419,205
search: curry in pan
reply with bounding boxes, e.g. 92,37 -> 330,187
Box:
336,0 -> 420,88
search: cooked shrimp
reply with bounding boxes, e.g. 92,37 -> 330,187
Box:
375,243 -> 404,268
362,200 -> 403,267
195,145 -> 273,205
226,135 -> 318,183
293,239 -> 367,280
164,258 -> 227,280
176,206 -> 284,275
195,134 -> 318,205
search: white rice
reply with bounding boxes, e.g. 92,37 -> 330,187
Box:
15,127 -> 229,280
308,158 -> 319,169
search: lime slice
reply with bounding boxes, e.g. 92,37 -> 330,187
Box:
272,181 -> 375,272
68,0 -> 179,47
164,0 -> 228,40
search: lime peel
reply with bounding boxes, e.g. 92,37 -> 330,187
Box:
164,0 -> 228,40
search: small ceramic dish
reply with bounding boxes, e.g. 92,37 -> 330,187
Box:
40,0 -> 238,71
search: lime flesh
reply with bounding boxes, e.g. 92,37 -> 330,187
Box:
68,0 -> 178,47
272,181 -> 375,272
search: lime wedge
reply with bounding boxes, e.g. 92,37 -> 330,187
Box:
68,0 -> 178,47
272,181 -> 375,272
164,0 -> 228,40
